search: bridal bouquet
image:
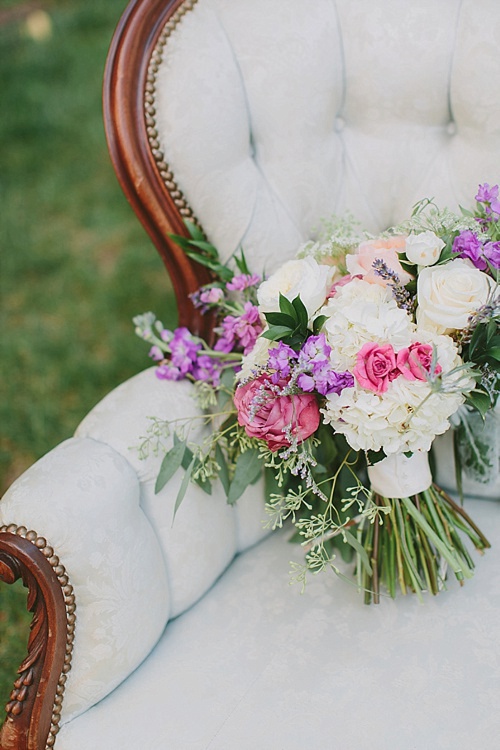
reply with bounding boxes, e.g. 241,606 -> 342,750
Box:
135,184 -> 499,603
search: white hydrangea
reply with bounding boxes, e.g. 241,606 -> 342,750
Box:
321,278 -> 415,370
322,376 -> 465,456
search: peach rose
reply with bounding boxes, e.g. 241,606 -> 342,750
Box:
345,237 -> 412,287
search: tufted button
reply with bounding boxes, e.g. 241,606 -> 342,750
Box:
334,116 -> 345,133
446,121 -> 457,136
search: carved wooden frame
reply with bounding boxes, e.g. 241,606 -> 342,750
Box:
1,1 -> 212,747
0,526 -> 75,750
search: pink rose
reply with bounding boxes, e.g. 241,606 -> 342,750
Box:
396,342 -> 442,381
353,343 -> 399,393
345,237 -> 412,287
234,375 -> 320,451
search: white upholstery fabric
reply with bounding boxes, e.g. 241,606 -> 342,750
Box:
0,437 -> 170,722
57,499 -> 500,750
2,0 -> 500,741
156,0 -> 500,273
76,368 -> 269,617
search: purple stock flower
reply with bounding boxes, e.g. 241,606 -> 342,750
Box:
200,287 -> 224,305
452,230 -> 488,270
169,327 -> 202,375
214,302 -> 263,355
267,342 -> 296,382
192,354 -> 222,385
297,373 -> 316,392
296,334 -> 354,396
476,183 -> 500,217
316,370 -> 354,396
155,363 -> 182,381
190,286 -> 224,313
298,334 -> 331,367
149,345 -> 164,362
484,241 -> 500,270
226,273 -> 261,291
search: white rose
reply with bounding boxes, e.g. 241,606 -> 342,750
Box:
238,336 -> 274,381
257,256 -> 335,320
417,258 -> 494,334
405,231 -> 444,266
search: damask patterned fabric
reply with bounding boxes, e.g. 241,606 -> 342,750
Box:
56,499 -> 500,749
0,437 -> 170,722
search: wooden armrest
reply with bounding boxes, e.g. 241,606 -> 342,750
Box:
0,526 -> 75,750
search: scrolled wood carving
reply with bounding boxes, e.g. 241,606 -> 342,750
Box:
0,526 -> 75,750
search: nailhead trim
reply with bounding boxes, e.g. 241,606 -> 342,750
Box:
145,0 -> 200,220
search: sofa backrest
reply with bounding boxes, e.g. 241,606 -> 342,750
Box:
149,0 -> 500,273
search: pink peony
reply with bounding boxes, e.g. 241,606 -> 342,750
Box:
353,342 -> 399,393
234,375 -> 320,451
397,342 -> 441,381
345,237 -> 412,287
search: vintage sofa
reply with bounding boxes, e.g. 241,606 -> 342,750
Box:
1,1 -> 499,748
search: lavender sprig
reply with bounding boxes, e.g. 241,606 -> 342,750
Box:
372,258 -> 416,314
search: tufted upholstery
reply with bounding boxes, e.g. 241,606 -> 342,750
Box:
154,0 -> 500,272
1,0 -> 499,745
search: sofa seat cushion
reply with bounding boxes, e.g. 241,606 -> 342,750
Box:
56,499 -> 500,750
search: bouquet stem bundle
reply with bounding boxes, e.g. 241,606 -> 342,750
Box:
358,485 -> 491,604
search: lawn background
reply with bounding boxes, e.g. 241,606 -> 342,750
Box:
0,0 -> 177,709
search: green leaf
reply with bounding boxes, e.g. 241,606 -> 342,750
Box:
292,295 -> 309,329
278,293 -> 297,319
183,251 -> 233,281
234,248 -> 251,275
183,219 -> 206,243
185,239 -> 219,257
217,367 -> 237,410
486,318 -> 497,344
155,439 -> 186,494
262,326 -> 295,341
312,315 -> 328,335
365,449 -> 385,466
264,311 -> 296,328
437,242 -> 454,265
172,456 -> 196,522
180,444 -> 194,469
468,324 -> 485,359
215,444 -> 230,495
227,448 -> 262,505
264,466 -> 281,503
168,233 -> 193,251
465,389 -> 492,419
343,529 -> 373,575
453,429 -> 464,504
487,346 -> 500,361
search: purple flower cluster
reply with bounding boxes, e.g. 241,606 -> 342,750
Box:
476,183 -> 500,219
151,327 -> 222,385
266,335 -> 354,396
452,230 -> 500,271
190,286 -> 225,313
226,273 -> 261,291
214,302 -> 263,355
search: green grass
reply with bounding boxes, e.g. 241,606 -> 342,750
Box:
0,0 -> 178,708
